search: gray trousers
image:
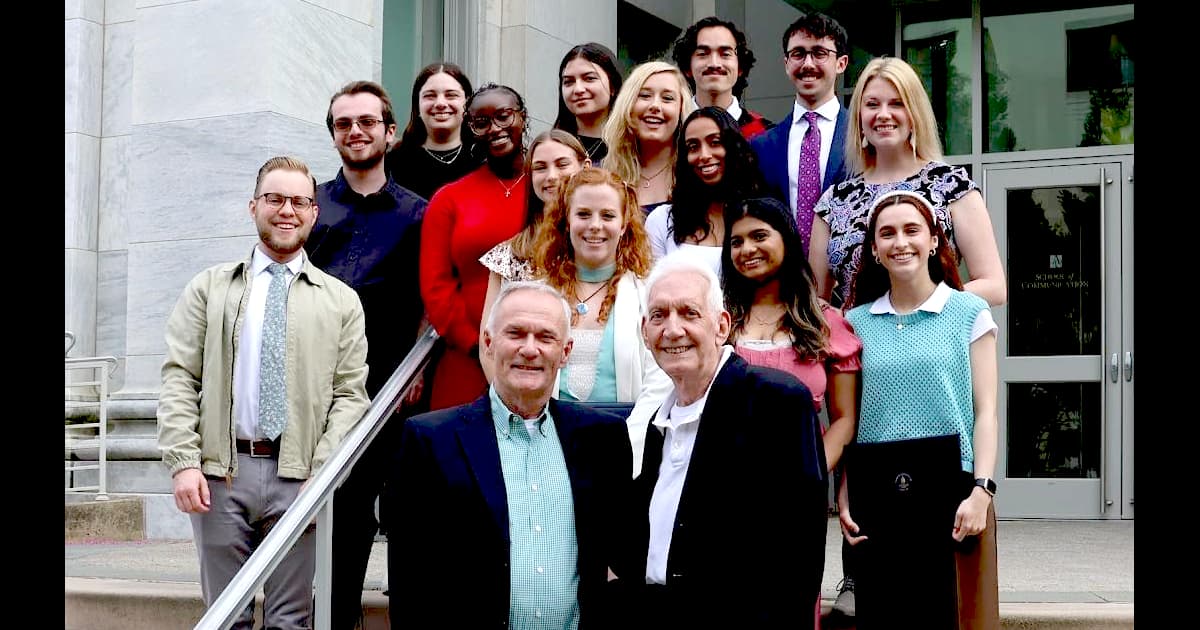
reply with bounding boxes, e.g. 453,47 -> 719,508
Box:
191,453 -> 316,630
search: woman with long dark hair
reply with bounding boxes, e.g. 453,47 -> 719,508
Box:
420,83 -> 531,410
386,62 -> 480,200
645,106 -> 766,276
841,190 -> 999,629
554,43 -> 623,164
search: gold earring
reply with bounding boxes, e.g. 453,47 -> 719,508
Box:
929,248 -> 936,257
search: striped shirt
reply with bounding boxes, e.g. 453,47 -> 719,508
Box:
489,386 -> 580,629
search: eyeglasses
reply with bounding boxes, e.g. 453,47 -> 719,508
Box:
332,117 -> 385,133
785,46 -> 839,63
467,108 -> 521,135
257,192 -> 315,211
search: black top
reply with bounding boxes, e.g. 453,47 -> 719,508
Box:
385,141 -> 481,201
306,170 -> 427,397
577,135 -> 609,165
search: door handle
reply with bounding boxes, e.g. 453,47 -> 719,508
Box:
1109,353 -> 1119,383
1123,352 -> 1133,382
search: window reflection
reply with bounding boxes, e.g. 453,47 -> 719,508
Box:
983,4 -> 1134,152
1008,382 -> 1100,479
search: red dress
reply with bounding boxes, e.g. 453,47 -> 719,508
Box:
419,165 -> 526,409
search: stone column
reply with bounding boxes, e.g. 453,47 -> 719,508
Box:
66,1 -> 104,365
121,0 -> 382,396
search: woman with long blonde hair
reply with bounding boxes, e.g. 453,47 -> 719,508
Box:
602,61 -> 697,215
809,57 -> 1006,310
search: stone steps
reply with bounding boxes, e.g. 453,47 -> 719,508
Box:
63,577 -> 1132,630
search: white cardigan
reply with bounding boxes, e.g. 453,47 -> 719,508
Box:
551,271 -> 673,477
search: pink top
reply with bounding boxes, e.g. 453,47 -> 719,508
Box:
734,305 -> 862,412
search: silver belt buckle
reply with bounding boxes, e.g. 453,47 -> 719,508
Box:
249,439 -> 273,458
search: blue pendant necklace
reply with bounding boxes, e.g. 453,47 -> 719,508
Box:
574,263 -> 616,315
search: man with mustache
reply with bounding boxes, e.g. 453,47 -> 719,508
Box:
158,156 -> 370,629
305,80 -> 429,630
750,9 -> 852,260
671,16 -> 774,139
385,281 -> 631,628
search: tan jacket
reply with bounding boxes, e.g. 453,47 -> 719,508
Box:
157,251 -> 370,480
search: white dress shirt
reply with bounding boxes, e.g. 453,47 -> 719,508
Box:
692,94 -> 744,122
786,96 -> 842,214
233,246 -> 305,441
645,345 -> 735,585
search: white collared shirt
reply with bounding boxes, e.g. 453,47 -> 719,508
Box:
233,246 -> 305,441
692,94 -> 744,122
645,345 -> 735,585
786,96 -> 842,214
870,282 -> 998,342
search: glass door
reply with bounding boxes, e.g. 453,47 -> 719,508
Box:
985,160 -> 1132,519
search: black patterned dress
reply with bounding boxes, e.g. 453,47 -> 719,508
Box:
814,161 -> 979,307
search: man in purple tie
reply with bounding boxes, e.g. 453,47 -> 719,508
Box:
749,10 -> 851,260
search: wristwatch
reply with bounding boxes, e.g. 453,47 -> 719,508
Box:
974,477 -> 997,497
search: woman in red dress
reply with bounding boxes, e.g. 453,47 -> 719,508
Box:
419,83 -> 530,409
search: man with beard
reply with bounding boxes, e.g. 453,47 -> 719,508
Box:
750,9 -> 851,259
671,16 -> 774,139
158,156 -> 370,629
304,80 -> 428,630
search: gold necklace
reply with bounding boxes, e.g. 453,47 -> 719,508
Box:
749,304 -> 786,326
497,172 -> 526,198
639,163 -> 670,189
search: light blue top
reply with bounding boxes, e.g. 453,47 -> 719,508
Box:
846,285 -> 991,471
488,386 -> 580,629
559,315 -> 618,402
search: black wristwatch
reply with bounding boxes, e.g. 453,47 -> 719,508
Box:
974,477 -> 997,497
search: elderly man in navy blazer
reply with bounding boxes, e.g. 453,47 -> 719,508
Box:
751,9 -> 852,258
385,281 -> 631,629
613,253 -> 828,628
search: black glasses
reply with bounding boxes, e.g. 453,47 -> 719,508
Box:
785,46 -> 838,63
332,117 -> 385,133
467,108 -> 521,135
257,192 -> 315,211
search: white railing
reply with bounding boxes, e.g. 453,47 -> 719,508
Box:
195,324 -> 441,629
65,331 -> 119,500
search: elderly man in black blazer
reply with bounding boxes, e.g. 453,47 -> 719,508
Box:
385,281 -> 631,629
614,252 -> 829,629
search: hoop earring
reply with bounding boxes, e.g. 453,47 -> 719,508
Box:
929,248 -> 936,257
873,253 -> 880,264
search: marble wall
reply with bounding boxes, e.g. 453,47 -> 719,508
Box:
488,0 -> 617,136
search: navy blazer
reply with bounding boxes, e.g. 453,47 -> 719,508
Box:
614,354 -> 829,628
385,395 -> 631,629
751,105 -> 852,214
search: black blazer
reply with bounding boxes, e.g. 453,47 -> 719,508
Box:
614,353 -> 829,628
385,395 -> 632,629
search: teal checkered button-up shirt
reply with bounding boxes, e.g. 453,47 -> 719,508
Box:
489,386 -> 580,629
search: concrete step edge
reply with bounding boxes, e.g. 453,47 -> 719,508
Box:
68,578 -> 1131,623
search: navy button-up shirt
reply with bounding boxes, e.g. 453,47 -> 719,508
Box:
306,169 -> 427,397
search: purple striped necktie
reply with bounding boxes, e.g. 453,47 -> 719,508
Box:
795,110 -> 822,256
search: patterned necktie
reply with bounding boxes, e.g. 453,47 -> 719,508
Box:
258,262 -> 290,440
795,110 -> 823,256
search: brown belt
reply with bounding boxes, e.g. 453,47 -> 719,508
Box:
235,438 -> 280,458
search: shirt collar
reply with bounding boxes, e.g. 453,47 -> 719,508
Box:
652,345 -> 735,431
868,282 -> 953,315
328,167 -> 401,204
250,244 -> 305,278
692,95 -> 743,121
792,96 -> 841,125
489,385 -> 552,438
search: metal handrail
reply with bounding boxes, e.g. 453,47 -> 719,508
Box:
65,354 -> 119,500
196,324 -> 441,629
